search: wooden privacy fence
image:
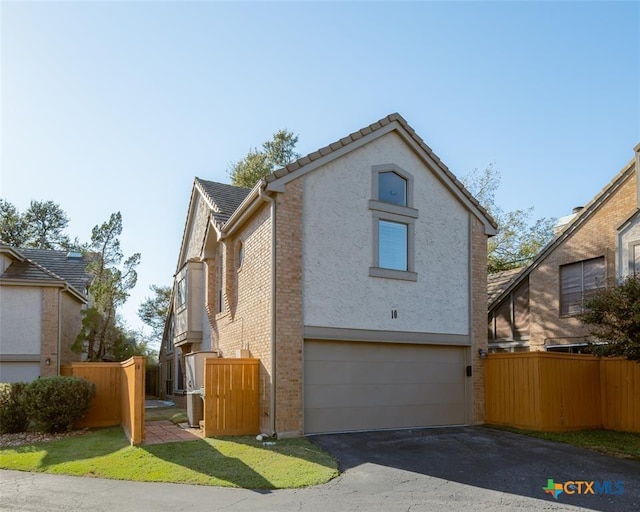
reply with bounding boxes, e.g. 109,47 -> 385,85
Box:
485,352 -> 639,433
203,358 -> 259,437
60,356 -> 145,445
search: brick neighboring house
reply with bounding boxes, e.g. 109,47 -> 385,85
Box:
488,144 -> 640,353
164,113 -> 497,436
0,244 -> 91,382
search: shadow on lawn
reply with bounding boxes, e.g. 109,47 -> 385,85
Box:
141,436 -> 337,490
20,427 -> 129,467
141,439 -> 274,490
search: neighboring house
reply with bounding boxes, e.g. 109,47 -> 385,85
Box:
163,113 -> 497,436
0,244 -> 91,382
488,144 -> 640,353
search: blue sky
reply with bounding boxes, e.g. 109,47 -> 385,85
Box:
2,1 -> 639,340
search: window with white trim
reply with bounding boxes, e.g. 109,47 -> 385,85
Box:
369,164 -> 418,281
560,257 -> 605,316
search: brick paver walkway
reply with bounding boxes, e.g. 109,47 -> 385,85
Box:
144,420 -> 203,445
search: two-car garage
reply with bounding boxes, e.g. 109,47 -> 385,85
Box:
303,340 -> 469,434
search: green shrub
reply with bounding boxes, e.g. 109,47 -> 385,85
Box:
0,382 -> 29,434
23,376 -> 96,433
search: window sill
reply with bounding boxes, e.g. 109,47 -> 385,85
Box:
369,267 -> 417,281
368,199 -> 418,218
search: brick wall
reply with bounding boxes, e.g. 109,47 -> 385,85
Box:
471,215 -> 489,424
60,292 -> 83,366
40,288 -> 58,377
529,170 -> 637,350
273,179 -> 304,436
214,203 -> 274,433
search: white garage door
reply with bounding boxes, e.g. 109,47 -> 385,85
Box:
304,340 -> 468,434
0,362 -> 40,383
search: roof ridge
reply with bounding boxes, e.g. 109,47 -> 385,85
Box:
488,155 -> 637,309
194,178 -> 221,213
263,113 -> 497,229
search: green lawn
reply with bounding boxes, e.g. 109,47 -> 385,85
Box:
0,427 -> 338,488
487,426 -> 640,461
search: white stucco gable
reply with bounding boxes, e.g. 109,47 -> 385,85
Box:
301,129 -> 473,336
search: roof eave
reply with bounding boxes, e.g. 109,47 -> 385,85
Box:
263,113 -> 498,235
488,156 -> 637,311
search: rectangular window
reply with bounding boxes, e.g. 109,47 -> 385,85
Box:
633,243 -> 640,275
378,220 -> 408,271
489,278 -> 530,341
217,253 -> 224,313
176,276 -> 186,308
560,257 -> 605,316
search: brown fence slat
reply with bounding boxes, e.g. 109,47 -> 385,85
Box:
60,356 -> 146,445
204,358 -> 260,437
485,352 -> 639,433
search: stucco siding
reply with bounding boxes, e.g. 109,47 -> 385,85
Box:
302,132 -> 469,335
184,196 -> 209,261
0,287 -> 42,354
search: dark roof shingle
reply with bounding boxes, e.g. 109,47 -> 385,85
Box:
2,247 -> 91,296
195,179 -> 251,226
487,267 -> 525,304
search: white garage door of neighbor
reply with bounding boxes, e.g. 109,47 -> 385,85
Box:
304,340 -> 468,434
0,361 -> 40,383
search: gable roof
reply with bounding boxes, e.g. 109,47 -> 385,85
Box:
488,154 -> 638,311
263,113 -> 498,234
0,245 -> 90,301
195,179 -> 251,227
176,113 -> 499,270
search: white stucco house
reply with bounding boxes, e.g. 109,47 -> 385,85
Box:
163,113 -> 497,436
0,244 -> 90,383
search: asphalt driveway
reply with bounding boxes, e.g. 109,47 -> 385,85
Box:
1,426 -> 638,512
312,426 -> 640,512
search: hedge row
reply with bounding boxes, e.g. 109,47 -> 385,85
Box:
0,376 -> 95,434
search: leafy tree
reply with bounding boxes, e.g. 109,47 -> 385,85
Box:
580,275 -> 640,361
138,284 -> 171,341
0,199 -> 73,249
0,199 -> 27,246
229,129 -> 300,188
461,164 -> 556,273
75,212 -> 141,361
23,200 -> 71,249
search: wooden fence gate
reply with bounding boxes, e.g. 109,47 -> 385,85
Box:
203,358 -> 260,437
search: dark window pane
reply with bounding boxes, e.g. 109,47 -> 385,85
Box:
495,299 -> 512,339
560,257 -> 605,315
513,279 -> 530,339
378,172 -> 407,206
379,220 -> 407,270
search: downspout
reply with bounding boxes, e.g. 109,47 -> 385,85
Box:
56,288 -> 62,376
258,186 -> 277,436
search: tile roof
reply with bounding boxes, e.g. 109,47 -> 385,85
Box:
487,267 -> 525,304
195,179 -> 251,226
1,247 -> 90,297
264,112 -> 498,230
